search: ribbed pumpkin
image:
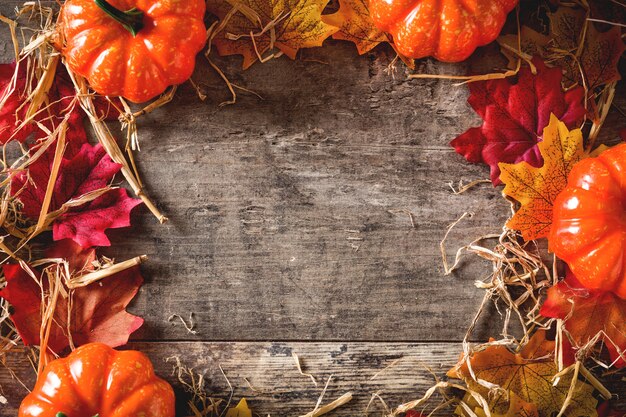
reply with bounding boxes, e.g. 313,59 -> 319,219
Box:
19,343 -> 175,417
368,0 -> 519,62
550,143 -> 626,299
59,0 -> 207,103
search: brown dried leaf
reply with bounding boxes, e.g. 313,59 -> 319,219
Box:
549,7 -> 625,91
321,0 -> 388,55
448,332 -> 598,417
498,27 -> 551,67
207,0 -> 338,69
498,6 -> 625,92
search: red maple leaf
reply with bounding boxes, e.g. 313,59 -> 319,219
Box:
44,237 -> 98,274
540,270 -> 626,368
0,239 -> 143,353
597,402 -> 626,417
0,61 -> 119,147
11,142 -> 142,247
451,59 -> 586,185
404,411 -> 425,417
0,63 -> 32,143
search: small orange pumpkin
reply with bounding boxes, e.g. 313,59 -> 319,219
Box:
59,0 -> 207,103
550,143 -> 626,299
368,0 -> 519,62
19,343 -> 175,417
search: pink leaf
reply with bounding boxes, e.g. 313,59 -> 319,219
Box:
11,142 -> 142,247
54,188 -> 143,247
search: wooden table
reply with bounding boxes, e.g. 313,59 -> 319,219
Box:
0,3 -> 624,414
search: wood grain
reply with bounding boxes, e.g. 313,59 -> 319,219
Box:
0,2 -> 622,342
96,40 -> 515,342
1,341 -> 624,416
0,1 -> 624,415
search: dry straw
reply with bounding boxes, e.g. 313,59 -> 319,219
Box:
0,0 -> 620,415
0,2 -> 152,393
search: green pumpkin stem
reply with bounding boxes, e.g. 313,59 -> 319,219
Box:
55,413 -> 68,417
94,0 -> 144,36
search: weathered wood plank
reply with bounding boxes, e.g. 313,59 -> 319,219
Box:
0,2 -> 625,342
0,1 -> 522,341
0,0 -> 624,346
0,3 -> 623,416
108,53 -> 626,342
1,341 -> 624,416
92,34 -> 519,342
115,142 -> 510,342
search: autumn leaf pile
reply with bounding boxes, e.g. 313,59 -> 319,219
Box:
473,7 -> 625,368
205,0 -> 411,70
440,1 -> 626,416
0,10 -> 167,397
0,60 -> 147,365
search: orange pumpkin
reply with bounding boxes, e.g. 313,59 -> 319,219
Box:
59,0 -> 207,103
19,343 -> 175,417
368,0 -> 519,62
550,143 -> 626,299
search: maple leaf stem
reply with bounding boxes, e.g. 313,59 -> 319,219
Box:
94,0 -> 144,36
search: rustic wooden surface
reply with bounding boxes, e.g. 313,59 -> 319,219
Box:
0,2 -> 625,415
2,342 -> 464,416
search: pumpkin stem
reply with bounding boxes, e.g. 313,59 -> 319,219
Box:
56,413 -> 68,417
94,0 -> 144,36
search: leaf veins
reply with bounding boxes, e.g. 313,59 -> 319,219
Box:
208,0 -> 338,69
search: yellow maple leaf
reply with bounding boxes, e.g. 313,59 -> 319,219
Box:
321,0 -> 388,54
448,331 -> 598,417
207,0 -> 339,69
225,398 -> 252,417
498,114 -> 592,242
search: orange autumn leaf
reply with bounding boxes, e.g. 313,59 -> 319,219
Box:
541,271 -> 626,367
498,114 -> 599,241
447,331 -> 598,417
322,0 -> 414,67
459,391 -> 539,417
321,0 -> 388,54
207,0 -> 338,69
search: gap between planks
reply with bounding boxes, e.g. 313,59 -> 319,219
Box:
1,341 -> 624,416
